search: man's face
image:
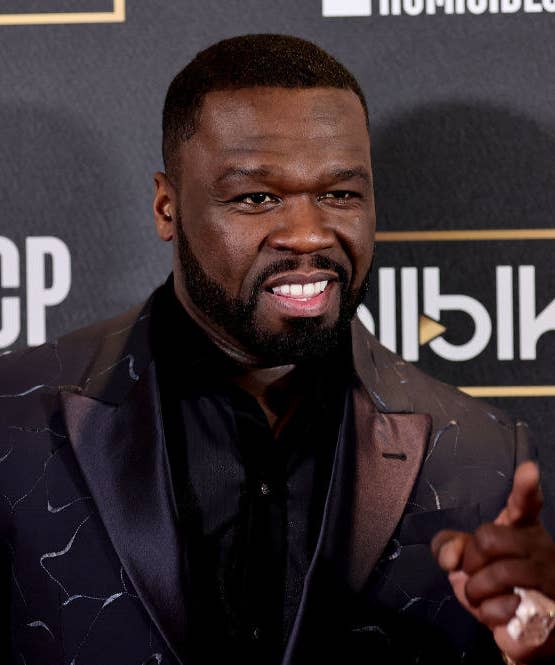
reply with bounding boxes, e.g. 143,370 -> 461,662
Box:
166,87 -> 375,364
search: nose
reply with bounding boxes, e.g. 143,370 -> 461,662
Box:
266,196 -> 335,254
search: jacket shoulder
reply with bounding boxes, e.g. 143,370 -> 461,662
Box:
353,318 -> 515,426
354,323 -> 534,520
353,320 -> 533,501
0,300 -> 149,407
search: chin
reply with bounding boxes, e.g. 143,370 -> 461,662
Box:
248,315 -> 351,366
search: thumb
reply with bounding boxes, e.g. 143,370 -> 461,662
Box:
495,461 -> 543,527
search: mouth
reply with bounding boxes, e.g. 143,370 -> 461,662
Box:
261,271 -> 339,317
270,278 -> 330,299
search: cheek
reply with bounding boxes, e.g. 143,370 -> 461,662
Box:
342,216 -> 375,284
188,215 -> 261,290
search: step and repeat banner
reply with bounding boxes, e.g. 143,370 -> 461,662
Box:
0,0 -> 553,520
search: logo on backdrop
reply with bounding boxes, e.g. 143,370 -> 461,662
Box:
357,229 -> 555,397
323,0 -> 554,15
0,1 -> 124,26
0,237 -> 71,349
358,264 -> 553,362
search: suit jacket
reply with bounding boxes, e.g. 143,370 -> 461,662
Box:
0,286 -> 533,665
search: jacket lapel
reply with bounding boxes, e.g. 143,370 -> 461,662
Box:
335,319 -> 433,591
345,382 -> 431,591
58,294 -> 187,664
283,319 -> 432,663
60,364 -> 187,664
314,317 -> 433,591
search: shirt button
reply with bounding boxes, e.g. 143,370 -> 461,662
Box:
259,482 -> 271,497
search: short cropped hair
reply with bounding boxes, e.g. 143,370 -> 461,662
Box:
162,33 -> 368,173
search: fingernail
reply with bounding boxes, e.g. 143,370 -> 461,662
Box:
438,542 -> 459,571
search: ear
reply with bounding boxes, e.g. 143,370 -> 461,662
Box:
153,171 -> 176,241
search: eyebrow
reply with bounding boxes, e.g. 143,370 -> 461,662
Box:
214,165 -> 371,186
214,167 -> 272,185
330,167 -> 371,184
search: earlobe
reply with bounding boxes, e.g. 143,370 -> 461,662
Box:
157,216 -> 174,241
153,171 -> 175,242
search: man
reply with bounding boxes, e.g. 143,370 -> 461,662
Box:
1,34 -> 554,665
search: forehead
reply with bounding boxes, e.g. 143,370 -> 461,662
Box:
181,87 -> 370,170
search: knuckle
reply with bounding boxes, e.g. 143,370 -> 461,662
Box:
464,578 -> 480,604
475,523 -> 498,554
498,560 -> 515,582
487,561 -> 511,590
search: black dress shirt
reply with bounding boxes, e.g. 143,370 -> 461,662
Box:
151,278 -> 351,664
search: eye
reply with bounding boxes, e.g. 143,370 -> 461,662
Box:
318,190 -> 358,203
238,192 -> 276,205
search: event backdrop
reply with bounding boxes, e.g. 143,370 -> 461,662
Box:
0,1 -> 553,523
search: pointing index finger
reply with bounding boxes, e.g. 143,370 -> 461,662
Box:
495,461 -> 543,527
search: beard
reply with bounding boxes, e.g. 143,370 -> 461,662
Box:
174,216 -> 370,366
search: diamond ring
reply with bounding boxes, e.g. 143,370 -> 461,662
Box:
506,587 -> 555,647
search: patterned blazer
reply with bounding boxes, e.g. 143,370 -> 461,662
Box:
0,286 -> 533,664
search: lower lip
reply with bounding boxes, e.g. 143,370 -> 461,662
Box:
262,283 -> 336,317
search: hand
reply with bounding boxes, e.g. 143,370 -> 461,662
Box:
431,462 -> 555,664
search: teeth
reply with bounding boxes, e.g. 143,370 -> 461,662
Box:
290,284 -> 303,296
271,280 -> 329,297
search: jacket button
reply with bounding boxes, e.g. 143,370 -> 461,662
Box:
259,482 -> 271,497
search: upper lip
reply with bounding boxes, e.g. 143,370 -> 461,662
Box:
263,271 -> 338,291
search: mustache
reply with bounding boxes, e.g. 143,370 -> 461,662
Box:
249,255 -> 349,301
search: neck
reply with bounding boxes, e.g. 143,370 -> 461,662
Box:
235,365 -> 307,435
